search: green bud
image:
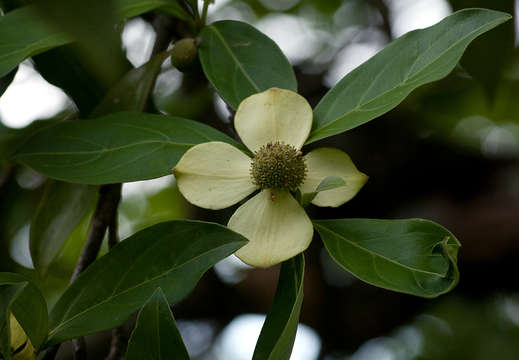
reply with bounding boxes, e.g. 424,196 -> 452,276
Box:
250,142 -> 307,191
170,38 -> 198,72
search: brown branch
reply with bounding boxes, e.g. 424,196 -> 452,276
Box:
40,345 -> 60,360
104,327 -> 126,360
70,183 -> 122,282
41,184 -> 122,360
107,212 -> 119,249
72,338 -> 87,360
0,165 -> 15,201
367,0 -> 392,41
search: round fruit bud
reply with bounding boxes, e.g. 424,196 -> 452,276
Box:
170,38 -> 198,72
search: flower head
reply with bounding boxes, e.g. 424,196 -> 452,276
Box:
174,88 -> 367,267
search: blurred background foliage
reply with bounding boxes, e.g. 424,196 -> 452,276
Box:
1,0 -> 519,359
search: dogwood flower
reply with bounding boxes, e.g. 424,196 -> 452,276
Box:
174,88 -> 367,267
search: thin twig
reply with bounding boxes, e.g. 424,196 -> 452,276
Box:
72,338 -> 87,360
0,165 -> 15,201
67,183 -> 121,360
151,14 -> 175,56
40,184 -> 122,360
104,327 -> 126,360
70,183 -> 122,282
107,213 -> 119,249
367,0 -> 392,41
201,0 -> 211,25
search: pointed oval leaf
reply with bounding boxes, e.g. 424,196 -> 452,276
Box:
115,0 -> 192,21
47,220 -> 247,346
0,273 -> 48,351
307,8 -> 511,143
253,254 -> 304,360
12,112 -> 242,184
30,181 -> 97,277
90,51 -> 169,116
314,219 -> 460,298
199,20 -> 297,109
0,1 -> 188,78
0,6 -> 72,78
126,288 -> 189,360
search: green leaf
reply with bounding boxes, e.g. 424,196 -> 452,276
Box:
449,0 -> 515,99
253,254 -> 304,360
13,112 -> 241,184
0,6 -> 72,78
32,46 -> 109,117
0,283 -> 24,360
30,181 -> 97,277
90,51 -> 170,116
126,288 -> 189,360
314,219 -> 461,298
115,0 -> 193,21
34,0 -> 129,88
0,1 -> 186,79
199,20 -> 297,109
307,8 -> 512,143
0,273 -> 48,351
300,175 -> 346,207
47,220 -> 247,346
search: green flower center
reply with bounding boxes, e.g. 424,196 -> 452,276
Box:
250,142 -> 307,190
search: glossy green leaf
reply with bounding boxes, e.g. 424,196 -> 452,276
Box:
47,220 -> 247,345
13,112 -> 241,184
199,20 -> 297,109
0,273 -> 48,351
33,45 -> 111,116
30,181 -> 97,277
115,0 -> 192,21
0,6 -> 72,78
0,283 -> 24,360
0,1 -> 186,79
449,0 -> 515,99
314,219 -> 460,298
126,288 -> 189,360
34,0 -> 128,88
90,51 -> 169,116
307,8 -> 511,143
253,254 -> 304,360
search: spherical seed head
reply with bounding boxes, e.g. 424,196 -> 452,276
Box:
250,142 -> 306,190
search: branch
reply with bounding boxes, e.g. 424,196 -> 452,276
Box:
367,0 -> 392,41
104,327 -> 126,360
70,183 -> 122,282
0,165 -> 15,201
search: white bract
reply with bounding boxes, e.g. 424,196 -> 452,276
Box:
174,88 -> 367,267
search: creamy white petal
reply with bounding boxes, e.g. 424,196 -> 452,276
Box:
174,142 -> 257,210
300,148 -> 368,207
229,189 -> 313,268
235,88 -> 312,152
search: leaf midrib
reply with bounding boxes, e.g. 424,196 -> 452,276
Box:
48,239 -> 244,338
15,139 -> 192,158
207,24 -> 261,93
313,223 -> 446,276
